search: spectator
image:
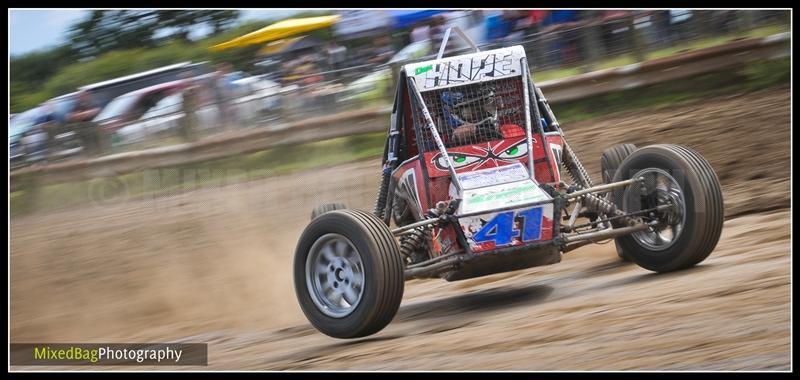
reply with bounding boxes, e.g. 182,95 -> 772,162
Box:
504,11 -> 529,45
429,15 -> 446,46
430,14 -> 460,56
486,12 -> 512,43
524,10 -> 549,67
651,10 -> 672,48
539,10 -> 583,66
35,101 -> 60,160
410,21 -> 430,43
526,10 -> 548,35
326,41 -> 348,77
211,63 -> 236,130
66,91 -> 102,157
179,74 -> 199,142
712,10 -> 738,35
226,69 -> 244,93
393,29 -> 411,50
367,37 -> 394,65
669,9 -> 694,44
299,58 -> 323,86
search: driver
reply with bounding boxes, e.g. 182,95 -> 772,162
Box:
439,86 -> 502,143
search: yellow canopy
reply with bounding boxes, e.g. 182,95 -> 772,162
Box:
257,36 -> 303,56
210,15 -> 340,51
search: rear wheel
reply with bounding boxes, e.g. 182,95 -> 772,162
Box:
311,202 -> 347,220
601,143 -> 638,184
294,209 -> 405,338
600,143 -> 637,261
611,144 -> 724,272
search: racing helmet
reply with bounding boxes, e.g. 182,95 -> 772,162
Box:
440,86 -> 499,129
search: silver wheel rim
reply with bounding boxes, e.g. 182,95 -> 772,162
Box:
623,168 -> 687,251
305,233 -> 365,318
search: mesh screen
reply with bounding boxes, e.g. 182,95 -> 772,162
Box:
411,76 -> 527,152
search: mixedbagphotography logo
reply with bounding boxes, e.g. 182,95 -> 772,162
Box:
10,343 -> 208,366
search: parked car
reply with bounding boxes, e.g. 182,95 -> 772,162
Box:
10,101 -> 82,168
80,61 -> 212,111
112,91 -> 216,144
93,81 -> 189,136
110,78 -> 261,145
10,108 -> 44,167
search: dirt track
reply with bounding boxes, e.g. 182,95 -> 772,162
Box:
10,87 -> 791,370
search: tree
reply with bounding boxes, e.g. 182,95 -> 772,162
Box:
11,45 -> 76,84
206,11 -> 241,35
10,45 -> 77,113
69,10 -> 161,59
157,10 -> 240,41
68,10 -> 240,59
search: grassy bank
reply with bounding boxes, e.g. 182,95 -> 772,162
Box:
10,57 -> 789,217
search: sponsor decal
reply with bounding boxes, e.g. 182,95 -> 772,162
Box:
415,64 -> 433,75
472,207 -> 543,246
457,162 -> 531,189
460,203 -> 554,252
407,47 -> 525,90
460,179 -> 551,215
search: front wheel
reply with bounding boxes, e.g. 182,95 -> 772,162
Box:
611,144 -> 724,273
294,209 -> 405,338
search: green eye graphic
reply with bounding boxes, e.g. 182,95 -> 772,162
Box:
434,153 -> 482,170
498,142 -> 528,159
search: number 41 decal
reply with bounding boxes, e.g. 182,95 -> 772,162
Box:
472,207 -> 543,246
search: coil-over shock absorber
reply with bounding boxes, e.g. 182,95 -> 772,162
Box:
559,140 -> 641,227
373,166 -> 391,219
562,142 -> 594,189
399,225 -> 431,264
581,191 -> 642,227
375,116 -> 401,220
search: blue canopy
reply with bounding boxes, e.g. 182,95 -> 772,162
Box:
388,10 -> 448,29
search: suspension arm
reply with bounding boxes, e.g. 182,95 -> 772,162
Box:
564,177 -> 644,200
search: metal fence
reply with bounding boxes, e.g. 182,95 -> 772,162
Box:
11,10 -> 789,168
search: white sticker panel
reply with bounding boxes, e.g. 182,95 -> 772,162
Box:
458,179 -> 551,215
406,46 -> 526,91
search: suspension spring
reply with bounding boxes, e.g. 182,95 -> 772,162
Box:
581,192 -> 641,226
373,168 -> 391,219
562,142 -> 594,188
399,225 -> 431,261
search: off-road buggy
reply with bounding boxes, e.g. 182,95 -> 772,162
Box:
294,28 -> 724,339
